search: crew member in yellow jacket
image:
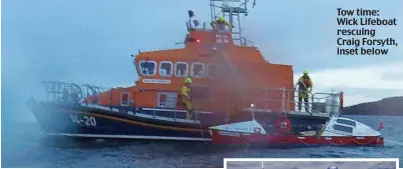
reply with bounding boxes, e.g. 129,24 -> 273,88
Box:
296,70 -> 313,112
181,77 -> 195,120
210,16 -> 232,31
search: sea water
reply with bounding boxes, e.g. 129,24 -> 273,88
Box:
2,115 -> 403,168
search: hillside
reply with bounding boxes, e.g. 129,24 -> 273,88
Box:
343,96 -> 403,116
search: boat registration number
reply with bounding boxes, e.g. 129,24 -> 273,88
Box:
70,114 -> 97,127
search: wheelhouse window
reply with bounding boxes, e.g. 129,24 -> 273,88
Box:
139,60 -> 157,76
333,124 -> 353,133
191,63 -> 205,78
336,119 -> 356,127
159,61 -> 173,77
175,62 -> 188,77
207,64 -> 218,78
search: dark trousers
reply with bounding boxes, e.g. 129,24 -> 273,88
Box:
298,91 -> 309,112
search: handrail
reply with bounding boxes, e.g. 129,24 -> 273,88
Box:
125,86 -> 342,116
36,81 -> 343,119
244,87 -> 342,116
38,81 -> 111,104
35,81 -> 209,122
138,88 -> 179,92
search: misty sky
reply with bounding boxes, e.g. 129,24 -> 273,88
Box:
226,161 -> 396,169
2,0 -> 403,122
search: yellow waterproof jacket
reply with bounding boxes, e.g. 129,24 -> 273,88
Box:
211,20 -> 231,30
298,76 -> 313,91
181,85 -> 191,102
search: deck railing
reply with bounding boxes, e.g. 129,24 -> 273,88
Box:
243,87 -> 342,116
33,81 -> 343,120
32,81 -> 109,105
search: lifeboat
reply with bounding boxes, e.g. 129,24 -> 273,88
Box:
27,0 -> 345,141
209,116 -> 384,147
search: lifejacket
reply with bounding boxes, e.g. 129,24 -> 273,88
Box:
298,76 -> 312,90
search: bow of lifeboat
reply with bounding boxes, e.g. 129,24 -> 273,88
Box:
209,116 -> 384,147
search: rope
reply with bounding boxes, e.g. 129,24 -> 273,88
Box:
296,137 -> 316,145
323,135 -> 378,146
266,135 -> 378,146
323,137 -> 347,146
350,136 -> 378,145
258,124 -> 378,146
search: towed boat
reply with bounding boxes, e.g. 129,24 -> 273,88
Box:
28,0 -> 344,141
209,116 -> 384,147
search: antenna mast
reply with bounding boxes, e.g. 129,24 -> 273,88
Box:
209,0 -> 253,46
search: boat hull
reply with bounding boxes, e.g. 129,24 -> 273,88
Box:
28,101 -> 216,141
28,99 -> 330,141
209,129 -> 384,147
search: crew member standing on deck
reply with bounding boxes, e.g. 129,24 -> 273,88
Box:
296,70 -> 313,112
181,77 -> 195,120
210,16 -> 232,31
